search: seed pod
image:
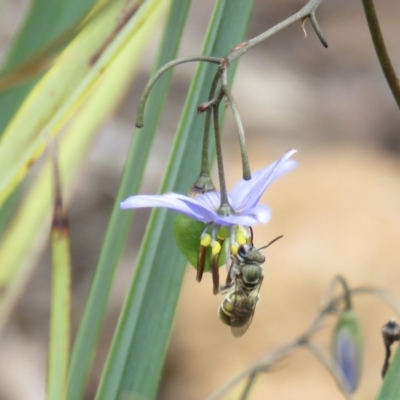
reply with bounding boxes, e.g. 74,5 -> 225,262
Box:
173,214 -> 225,271
331,309 -> 363,393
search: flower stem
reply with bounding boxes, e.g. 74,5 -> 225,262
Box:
136,56 -> 222,128
213,93 -> 232,215
332,275 -> 352,310
191,72 -> 221,195
200,72 -> 221,176
306,341 -> 351,399
361,0 -> 400,110
220,68 -> 251,180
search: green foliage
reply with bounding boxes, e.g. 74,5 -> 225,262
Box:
376,343 -> 400,399
67,1 -> 192,399
95,1 -> 255,399
173,214 -> 226,272
0,0 -> 98,133
2,0 -> 399,399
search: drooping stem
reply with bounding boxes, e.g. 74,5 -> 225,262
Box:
191,72 -> 222,195
136,56 -> 222,127
200,72 -> 221,176
213,94 -> 232,214
361,0 -> 400,110
333,275 -> 352,310
220,68 -> 251,180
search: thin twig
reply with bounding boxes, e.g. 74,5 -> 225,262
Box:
309,12 -> 328,48
225,0 -> 326,63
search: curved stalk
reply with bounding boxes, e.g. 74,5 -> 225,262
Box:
136,56 -> 221,127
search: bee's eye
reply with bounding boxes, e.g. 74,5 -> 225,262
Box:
238,244 -> 249,258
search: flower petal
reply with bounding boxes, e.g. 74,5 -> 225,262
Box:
212,204 -> 271,226
164,192 -> 219,221
195,191 -> 221,211
230,149 -> 297,212
120,194 -> 211,222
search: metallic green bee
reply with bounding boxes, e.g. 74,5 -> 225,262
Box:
219,235 -> 283,337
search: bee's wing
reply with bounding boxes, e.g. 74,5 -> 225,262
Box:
230,295 -> 256,337
230,278 -> 263,338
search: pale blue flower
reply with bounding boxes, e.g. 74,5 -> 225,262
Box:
120,149 -> 297,228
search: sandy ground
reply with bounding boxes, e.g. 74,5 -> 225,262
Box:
0,1 -> 400,399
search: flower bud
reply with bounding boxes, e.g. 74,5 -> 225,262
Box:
173,214 -> 225,271
331,309 -> 363,393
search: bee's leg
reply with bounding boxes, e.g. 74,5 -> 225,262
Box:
196,244 -> 207,282
219,282 -> 233,294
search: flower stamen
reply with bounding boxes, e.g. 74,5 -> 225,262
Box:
200,233 -> 212,247
211,241 -> 222,255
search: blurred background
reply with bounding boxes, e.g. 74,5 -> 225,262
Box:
1,0 -> 400,399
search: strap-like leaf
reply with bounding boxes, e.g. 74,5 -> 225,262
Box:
67,1 -> 191,398
95,1 -> 255,399
0,0 -> 166,335
376,344 -> 400,399
0,0 -> 162,206
0,0 -> 98,132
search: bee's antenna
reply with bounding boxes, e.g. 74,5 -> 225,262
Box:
258,235 -> 284,250
249,226 -> 254,244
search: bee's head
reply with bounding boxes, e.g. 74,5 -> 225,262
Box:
237,243 -> 265,264
236,234 -> 284,264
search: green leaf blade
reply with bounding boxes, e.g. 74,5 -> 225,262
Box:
67,1 -> 192,399
376,344 -> 400,399
48,192 -> 72,400
0,0 -> 98,133
96,1 -> 255,399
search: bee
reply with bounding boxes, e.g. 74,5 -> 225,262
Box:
218,235 -> 283,337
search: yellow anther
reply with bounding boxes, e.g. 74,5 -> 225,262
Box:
200,234 -> 211,247
211,241 -> 221,255
231,245 -> 239,256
